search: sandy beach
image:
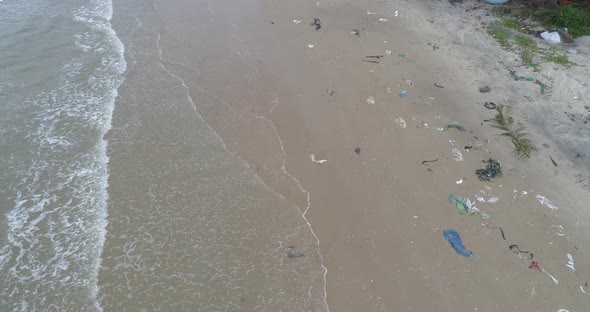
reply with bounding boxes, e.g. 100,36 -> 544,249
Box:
100,0 -> 590,310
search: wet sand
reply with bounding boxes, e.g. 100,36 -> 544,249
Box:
105,0 -> 590,310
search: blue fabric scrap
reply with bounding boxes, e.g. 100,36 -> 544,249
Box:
443,229 -> 473,258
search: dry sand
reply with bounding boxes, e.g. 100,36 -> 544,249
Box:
154,0 -> 590,310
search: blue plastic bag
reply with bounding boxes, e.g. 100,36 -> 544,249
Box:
443,229 -> 473,258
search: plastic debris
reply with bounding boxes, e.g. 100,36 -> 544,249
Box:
536,194 -> 558,209
557,310 -> 571,312
287,246 -> 304,258
476,195 -> 485,203
565,253 -> 575,271
385,87 -> 392,95
311,18 -> 321,30
443,124 -> 466,132
487,197 -> 499,203
394,10 -> 399,17
443,229 -> 473,258
366,96 -> 375,104
449,195 -> 477,215
543,269 -> 559,285
385,49 -> 392,55
540,31 -> 561,43
378,18 -> 389,22
354,147 -> 361,155
400,90 -> 408,98
475,159 -> 502,181
309,154 -> 327,164
456,179 -> 463,184
529,260 -> 541,271
581,282 -> 589,295
293,19 -> 301,24
510,245 -> 534,263
351,29 -> 360,38
452,148 -> 463,161
421,159 -> 439,165
367,11 -> 376,15
395,116 -> 407,128
484,102 -> 497,110
308,44 -> 315,48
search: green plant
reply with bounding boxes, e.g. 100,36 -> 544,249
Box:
515,35 -> 536,48
542,49 -> 570,65
521,50 -> 539,70
502,18 -> 523,31
491,105 -> 536,159
536,5 -> 590,38
487,22 -> 512,48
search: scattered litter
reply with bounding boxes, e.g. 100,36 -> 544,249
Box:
293,20 -> 301,24
366,55 -> 384,59
444,124 -> 466,132
417,121 -> 429,128
476,195 -> 486,203
443,229 -> 473,258
385,87 -> 392,95
529,260 -> 541,271
581,282 -> 589,295
394,10 -> 399,17
398,54 -> 406,58
309,154 -> 327,164
487,197 -> 499,203
363,60 -> 380,64
508,69 -> 547,94
565,253 -> 575,271
421,159 -> 439,165
427,168 -> 433,173
287,246 -> 304,258
557,310 -> 570,312
456,179 -> 463,184
540,31 -> 561,43
510,245 -> 534,263
536,194 -> 558,210
400,90 -> 408,98
449,195 -> 478,215
405,79 -> 414,87
378,18 -> 389,22
479,86 -> 491,93
395,116 -> 407,128
452,148 -> 463,161
484,102 -> 497,110
367,11 -> 376,15
366,96 -> 375,104
475,159 -> 502,181
385,49 -> 392,55
550,156 -> 558,167
354,147 -> 361,155
434,83 -> 444,88
467,139 -> 483,150
449,140 -> 455,146
311,18 -> 321,30
351,29 -> 360,38
542,269 -> 559,285
522,191 -> 528,195
308,44 -> 315,48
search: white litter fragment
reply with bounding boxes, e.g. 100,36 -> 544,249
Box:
378,18 -> 389,22
487,197 -> 499,203
449,140 -> 455,146
456,179 -> 463,184
485,185 -> 492,190
308,44 -> 315,48
476,195 -> 486,203
581,285 -> 589,295
557,309 -> 570,312
293,20 -> 301,24
540,31 -> 561,43
366,96 -> 375,105
394,10 -> 399,17
435,127 -> 445,132
522,191 -> 528,195
542,269 -> 559,285
309,154 -> 327,164
565,253 -> 575,271
452,148 -> 463,161
395,116 -> 406,128
536,194 -> 558,210
367,11 -> 376,15
385,49 -> 392,55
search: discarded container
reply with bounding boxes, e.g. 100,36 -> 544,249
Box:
443,229 -> 473,257
475,159 -> 502,181
536,194 -> 558,209
540,31 -> 561,43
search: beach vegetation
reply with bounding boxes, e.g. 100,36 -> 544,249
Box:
491,104 -> 536,159
535,4 -> 590,38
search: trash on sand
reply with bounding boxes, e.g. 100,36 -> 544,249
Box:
510,245 -> 534,263
543,269 -> 559,285
309,154 -> 327,164
400,90 -> 408,98
487,196 -> 499,203
396,116 -> 407,128
354,147 -> 361,155
581,282 -> 589,295
476,195 -> 485,203
550,156 -> 558,167
367,11 -> 376,15
352,29 -> 360,38
484,102 -> 497,110
456,179 -> 463,184
308,44 -> 315,48
311,18 -> 321,30
508,69 -> 547,94
443,229 -> 473,258
378,18 -> 389,22
475,159 -> 502,181
565,253 -> 575,271
449,195 -> 478,215
452,148 -> 463,161
287,246 -> 304,258
385,49 -> 392,55
444,124 -> 466,132
417,121 -> 429,128
529,260 -> 541,271
405,79 -> 414,87
540,31 -> 561,43
536,194 -> 558,210
398,54 -> 406,58
421,159 -> 439,165
366,96 -> 376,104
557,310 -> 571,312
363,60 -> 380,64
385,87 -> 392,95
427,167 -> 433,172
293,19 -> 302,24
479,86 -> 491,93
366,55 -> 384,59
394,10 -> 399,17
434,83 -> 444,88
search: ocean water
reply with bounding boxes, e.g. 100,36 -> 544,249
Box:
0,0 -> 125,310
1,0 -> 327,310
